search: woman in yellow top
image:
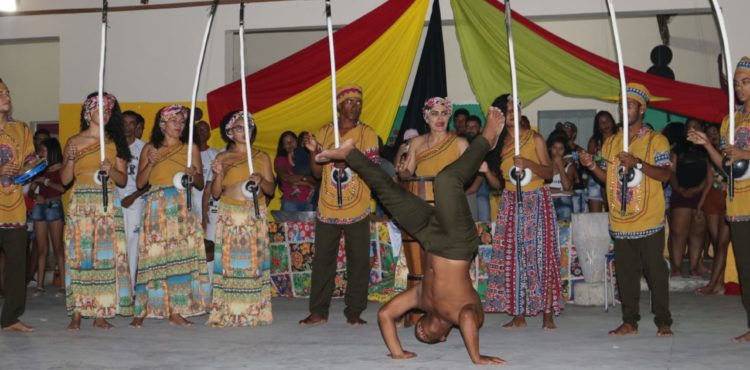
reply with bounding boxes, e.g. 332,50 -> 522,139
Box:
206,111 -> 274,327
397,97 -> 468,202
688,56 -> 750,343
129,105 -> 210,328
482,94 -> 562,330
61,92 -> 133,330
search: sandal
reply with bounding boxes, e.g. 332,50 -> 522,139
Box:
33,287 -> 46,297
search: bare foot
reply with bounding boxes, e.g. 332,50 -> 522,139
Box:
482,107 -> 506,150
168,314 -> 193,326
388,351 -> 417,360
657,324 -> 673,337
732,331 -> 750,343
299,313 -> 328,326
67,313 -> 82,331
128,317 -> 144,328
347,316 -> 367,326
315,139 -> 356,162
502,316 -> 527,329
472,355 -> 506,365
93,318 -> 113,330
608,322 -> 638,336
542,313 -> 557,331
2,321 -> 34,333
695,284 -> 724,295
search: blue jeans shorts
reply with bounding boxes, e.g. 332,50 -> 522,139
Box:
30,198 -> 64,222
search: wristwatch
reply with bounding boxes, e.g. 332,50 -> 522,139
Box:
636,159 -> 643,170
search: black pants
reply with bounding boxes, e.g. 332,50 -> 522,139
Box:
613,229 -> 672,328
309,217 -> 370,320
0,227 -> 28,328
729,221 -> 750,329
346,136 -> 489,261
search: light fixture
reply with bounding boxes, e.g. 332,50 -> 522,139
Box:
0,0 -> 17,12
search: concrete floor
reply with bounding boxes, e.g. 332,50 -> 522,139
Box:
1,291 -> 748,370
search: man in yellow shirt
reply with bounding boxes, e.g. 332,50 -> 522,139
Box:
299,85 -> 379,326
0,78 -> 36,332
581,83 -> 673,337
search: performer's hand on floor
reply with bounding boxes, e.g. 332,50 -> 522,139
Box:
388,350 -> 416,360
472,355 -> 506,365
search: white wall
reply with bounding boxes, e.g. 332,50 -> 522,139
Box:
0,38 -> 59,122
0,0 -> 746,124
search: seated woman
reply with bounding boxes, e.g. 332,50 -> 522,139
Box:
274,131 -> 316,212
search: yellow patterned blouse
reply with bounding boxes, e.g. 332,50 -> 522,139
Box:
0,121 -> 35,227
601,128 -> 671,238
316,122 -> 379,225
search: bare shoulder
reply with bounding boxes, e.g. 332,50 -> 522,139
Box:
214,150 -> 231,164
141,142 -> 155,153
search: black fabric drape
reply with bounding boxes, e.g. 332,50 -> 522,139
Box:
384,0 -> 446,161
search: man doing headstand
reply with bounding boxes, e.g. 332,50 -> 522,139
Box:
316,105 -> 506,365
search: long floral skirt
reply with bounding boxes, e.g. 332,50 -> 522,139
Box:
65,185 -> 133,317
206,199 -> 272,327
485,187 -> 563,316
133,186 -> 211,319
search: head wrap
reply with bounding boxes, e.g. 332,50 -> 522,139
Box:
736,56 -> 750,78
159,105 -> 188,128
422,97 -> 453,117
625,83 -> 651,107
225,111 -> 255,140
83,93 -> 116,122
336,85 -> 363,105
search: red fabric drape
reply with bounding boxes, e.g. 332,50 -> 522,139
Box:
207,0 -> 416,127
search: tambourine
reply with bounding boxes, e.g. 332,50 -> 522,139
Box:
617,166 -> 643,188
173,172 -> 190,190
508,166 -> 532,187
724,158 -> 750,181
13,159 -> 48,184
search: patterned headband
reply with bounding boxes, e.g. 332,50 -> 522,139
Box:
225,111 -> 256,139
159,105 -> 188,124
83,93 -> 116,121
336,85 -> 363,105
625,83 -> 651,106
422,97 -> 453,116
737,57 -> 750,72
